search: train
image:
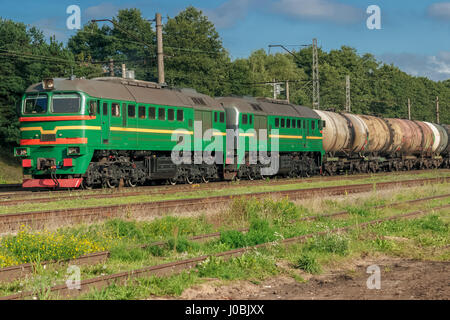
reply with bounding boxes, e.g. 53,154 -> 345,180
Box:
13,76 -> 450,189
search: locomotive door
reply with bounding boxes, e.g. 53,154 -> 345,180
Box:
254,115 -> 267,141
101,102 -> 110,144
194,110 -> 212,150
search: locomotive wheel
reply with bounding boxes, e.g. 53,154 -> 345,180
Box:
105,179 -> 118,189
81,180 -> 93,190
185,175 -> 194,185
202,175 -> 210,183
125,179 -> 137,188
168,178 -> 177,185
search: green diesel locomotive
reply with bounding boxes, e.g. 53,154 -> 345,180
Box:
14,77 -> 324,188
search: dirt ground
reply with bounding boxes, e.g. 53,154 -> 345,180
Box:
175,257 -> 450,300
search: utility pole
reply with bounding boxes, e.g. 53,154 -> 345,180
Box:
122,64 -> 126,78
109,59 -> 114,77
436,96 -> 440,124
156,13 -> 165,85
273,79 -> 276,99
285,81 -> 290,103
312,38 -> 320,109
407,98 -> 411,120
345,75 -> 351,112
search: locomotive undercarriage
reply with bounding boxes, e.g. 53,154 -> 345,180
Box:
322,153 -> 445,176
79,150 -> 322,188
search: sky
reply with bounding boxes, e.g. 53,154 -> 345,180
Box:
1,0 -> 450,81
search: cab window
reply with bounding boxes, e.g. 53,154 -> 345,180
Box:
52,93 -> 80,113
24,95 -> 48,114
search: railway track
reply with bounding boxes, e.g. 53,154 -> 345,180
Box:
0,176 -> 448,234
1,169 -> 449,207
2,192 -> 448,283
1,169 -> 448,202
2,202 -> 448,300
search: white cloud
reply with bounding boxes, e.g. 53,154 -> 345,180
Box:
85,2 -> 120,20
203,0 -> 255,28
427,2 -> 450,20
32,18 -> 68,42
378,52 -> 450,81
272,0 -> 365,23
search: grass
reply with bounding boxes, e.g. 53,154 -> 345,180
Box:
1,170 -> 449,215
0,182 -> 448,299
0,150 -> 21,184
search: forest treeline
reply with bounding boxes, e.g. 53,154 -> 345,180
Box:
1,6 -> 449,149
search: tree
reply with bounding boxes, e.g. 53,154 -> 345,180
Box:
68,8 -> 156,81
163,6 -> 230,96
0,18 -> 101,149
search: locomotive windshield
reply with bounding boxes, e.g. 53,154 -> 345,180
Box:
24,94 -> 48,114
51,93 -> 81,113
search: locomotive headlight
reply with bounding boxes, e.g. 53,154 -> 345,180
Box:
14,147 -> 29,157
42,78 -> 54,90
67,147 -> 80,155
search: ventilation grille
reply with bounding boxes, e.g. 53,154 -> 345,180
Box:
250,103 -> 263,111
191,97 -> 207,105
41,134 -> 56,142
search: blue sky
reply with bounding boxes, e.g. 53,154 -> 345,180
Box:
2,0 -> 450,81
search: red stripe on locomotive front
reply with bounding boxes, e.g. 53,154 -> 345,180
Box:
19,116 -> 96,122
20,138 -> 88,145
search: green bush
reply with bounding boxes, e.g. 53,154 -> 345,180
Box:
296,252 -> 321,274
306,234 -> 350,256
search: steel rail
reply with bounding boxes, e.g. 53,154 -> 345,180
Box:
1,193 -> 448,284
2,203 -> 448,300
0,177 -> 448,234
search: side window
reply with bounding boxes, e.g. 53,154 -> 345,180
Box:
214,112 -> 218,122
168,109 -> 175,121
312,120 -> 316,130
149,107 -> 156,120
89,100 -> 98,115
249,115 -> 253,125
303,120 -> 306,129
281,118 -> 285,128
177,109 -> 183,122
293,119 -> 296,128
158,108 -> 165,120
322,120 -> 326,128
275,118 -> 279,128
128,104 -> 136,118
111,103 -> 120,117
103,102 -> 108,116
297,120 -> 301,128
287,119 -> 291,128
242,114 -> 248,125
219,112 -> 225,123
138,106 -> 146,119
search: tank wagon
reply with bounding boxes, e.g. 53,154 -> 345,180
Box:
14,77 -> 324,188
315,110 -> 449,175
13,77 -> 449,188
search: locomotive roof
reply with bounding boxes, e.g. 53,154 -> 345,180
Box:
217,96 -> 320,119
25,78 -> 224,111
